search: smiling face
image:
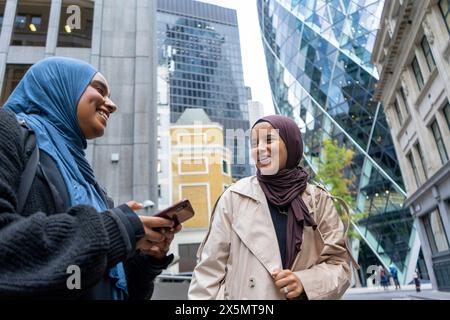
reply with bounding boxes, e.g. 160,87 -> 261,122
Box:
251,121 -> 288,175
76,72 -> 117,139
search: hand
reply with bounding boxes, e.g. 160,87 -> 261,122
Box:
141,224 -> 183,259
271,268 -> 304,299
136,215 -> 174,254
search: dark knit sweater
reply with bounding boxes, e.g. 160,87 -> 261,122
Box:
0,109 -> 172,299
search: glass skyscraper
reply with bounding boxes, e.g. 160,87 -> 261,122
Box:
157,0 -> 251,179
258,0 -> 421,284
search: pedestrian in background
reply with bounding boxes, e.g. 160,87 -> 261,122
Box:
380,267 -> 389,290
389,264 -> 400,290
413,270 -> 421,292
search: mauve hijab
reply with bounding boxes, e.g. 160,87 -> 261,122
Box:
253,115 -> 317,269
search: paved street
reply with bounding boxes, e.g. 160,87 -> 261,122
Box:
343,284 -> 450,300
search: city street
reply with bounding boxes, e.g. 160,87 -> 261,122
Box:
343,284 -> 450,300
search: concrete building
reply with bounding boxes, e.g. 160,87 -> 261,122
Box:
0,0 -> 159,212
166,108 -> 233,273
157,65 -> 172,211
372,0 -> 450,291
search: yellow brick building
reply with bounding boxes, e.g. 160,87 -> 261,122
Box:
169,109 -> 233,272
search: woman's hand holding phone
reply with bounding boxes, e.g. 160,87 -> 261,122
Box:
126,201 -> 182,259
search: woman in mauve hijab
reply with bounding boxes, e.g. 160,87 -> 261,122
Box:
189,115 -> 354,300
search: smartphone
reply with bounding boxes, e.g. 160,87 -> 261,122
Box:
153,199 -> 195,227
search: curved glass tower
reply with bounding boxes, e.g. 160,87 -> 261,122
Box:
257,0 -> 420,284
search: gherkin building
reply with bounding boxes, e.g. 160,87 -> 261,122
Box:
257,0 -> 423,284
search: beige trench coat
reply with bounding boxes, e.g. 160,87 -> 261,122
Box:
188,176 -> 355,300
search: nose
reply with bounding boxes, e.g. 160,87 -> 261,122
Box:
258,141 -> 268,154
104,97 -> 117,114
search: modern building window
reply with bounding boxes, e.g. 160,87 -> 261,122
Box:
393,100 -> 403,125
57,0 -> 94,48
222,159 -> 228,174
1,64 -> 32,106
420,36 -> 436,72
415,143 -> 428,180
430,120 -> 449,164
407,152 -> 421,187
439,0 -> 450,34
157,184 -> 161,198
411,56 -> 425,91
422,208 -> 450,254
400,87 -> 410,115
444,101 -> 450,131
11,0 -> 51,46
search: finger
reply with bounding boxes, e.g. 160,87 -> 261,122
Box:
271,268 -> 282,278
165,232 -> 175,242
285,284 -> 301,299
274,270 -> 291,281
275,277 -> 293,289
167,225 -> 181,235
140,216 -> 174,229
279,283 -> 298,296
286,291 -> 299,299
144,229 -> 166,242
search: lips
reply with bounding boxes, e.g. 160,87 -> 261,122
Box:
96,110 -> 109,126
258,155 -> 271,166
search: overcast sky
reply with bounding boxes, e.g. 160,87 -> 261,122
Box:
195,0 -> 275,115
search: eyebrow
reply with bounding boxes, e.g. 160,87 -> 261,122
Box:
91,80 -> 110,98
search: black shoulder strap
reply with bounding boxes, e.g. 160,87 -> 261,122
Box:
17,121 -> 40,214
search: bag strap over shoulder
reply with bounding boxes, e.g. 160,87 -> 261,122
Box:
17,120 -> 40,214
196,189 -> 227,259
309,182 -> 360,270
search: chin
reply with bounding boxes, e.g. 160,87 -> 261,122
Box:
95,130 -> 105,138
258,166 -> 279,176
89,128 -> 105,139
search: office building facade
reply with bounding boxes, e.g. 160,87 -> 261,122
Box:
372,0 -> 450,291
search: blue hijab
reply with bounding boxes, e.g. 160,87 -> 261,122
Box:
3,56 -> 128,299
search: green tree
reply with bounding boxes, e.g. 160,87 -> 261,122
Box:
315,139 -> 366,240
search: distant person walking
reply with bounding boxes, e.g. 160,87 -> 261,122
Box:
389,264 -> 401,290
380,268 -> 389,290
413,270 -> 421,292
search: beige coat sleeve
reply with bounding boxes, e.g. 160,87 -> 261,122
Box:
188,191 -> 231,300
294,188 -> 351,300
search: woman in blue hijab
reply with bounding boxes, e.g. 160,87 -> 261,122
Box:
0,57 -> 180,299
